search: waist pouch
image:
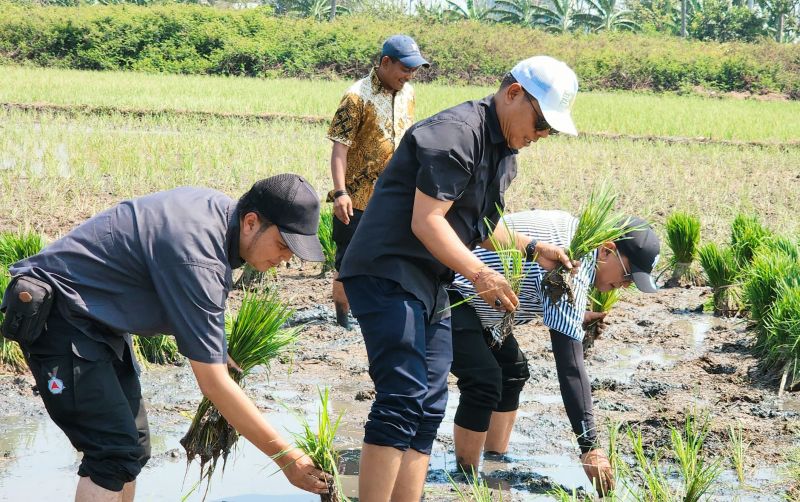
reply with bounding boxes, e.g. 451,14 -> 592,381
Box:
1,275 -> 54,345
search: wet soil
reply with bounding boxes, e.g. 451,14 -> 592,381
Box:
1,263 -> 798,501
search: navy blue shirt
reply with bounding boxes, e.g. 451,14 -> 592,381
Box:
339,96 -> 518,322
10,187 -> 243,364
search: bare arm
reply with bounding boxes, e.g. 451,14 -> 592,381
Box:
411,188 -> 518,312
190,360 -> 329,494
330,141 -> 353,224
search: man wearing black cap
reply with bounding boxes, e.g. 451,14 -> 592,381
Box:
326,34 -> 429,328
1,174 -> 329,502
448,211 -> 660,496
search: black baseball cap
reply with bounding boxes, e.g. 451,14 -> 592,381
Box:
241,174 -> 324,262
381,35 -> 430,69
615,217 -> 661,293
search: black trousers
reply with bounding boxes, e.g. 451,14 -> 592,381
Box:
449,291 -> 530,433
22,309 -> 151,491
332,208 -> 364,271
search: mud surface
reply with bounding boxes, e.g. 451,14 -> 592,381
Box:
1,263 -> 798,501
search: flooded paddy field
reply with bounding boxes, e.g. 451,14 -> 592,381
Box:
1,263 -> 798,501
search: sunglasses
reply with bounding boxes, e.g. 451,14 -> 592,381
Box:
527,98 -> 559,134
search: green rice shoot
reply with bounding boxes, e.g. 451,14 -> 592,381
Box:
731,213 -> 771,271
133,334 -> 182,366
181,289 -> 299,492
763,281 -> 800,380
285,387 -> 348,502
670,411 -> 723,502
698,242 -> 741,316
446,467 -> 503,502
318,206 -> 336,274
484,210 -> 527,343
742,247 -> 800,339
542,184 -> 640,305
547,486 -> 590,501
728,421 -> 749,485
665,212 -> 701,286
0,231 -> 46,269
584,288 -> 622,352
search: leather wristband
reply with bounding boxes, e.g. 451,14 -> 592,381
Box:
333,189 -> 348,199
525,239 -> 538,262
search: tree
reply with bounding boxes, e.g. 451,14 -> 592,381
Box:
533,0 -> 580,32
690,0 -> 767,41
759,0 -> 800,41
445,0 -> 496,20
492,0 -> 541,25
575,0 -> 640,31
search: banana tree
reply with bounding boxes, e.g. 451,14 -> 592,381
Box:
445,0 -> 496,21
533,0 -> 580,32
574,0 -> 640,31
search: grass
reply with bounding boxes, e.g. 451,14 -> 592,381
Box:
727,421 -> 749,485
181,289 -> 299,491
4,65 -> 800,142
285,387 -> 348,502
318,206 -> 336,274
542,184 -> 637,306
698,242 -> 741,316
0,231 -> 46,268
665,212 -> 701,286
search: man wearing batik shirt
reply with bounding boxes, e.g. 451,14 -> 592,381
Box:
326,34 -> 429,328
448,210 -> 661,496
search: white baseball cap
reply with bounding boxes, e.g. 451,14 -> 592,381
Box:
510,56 -> 579,136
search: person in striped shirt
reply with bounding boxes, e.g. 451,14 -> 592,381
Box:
448,209 -> 661,495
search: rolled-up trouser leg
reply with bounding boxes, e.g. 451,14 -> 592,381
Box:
493,333 -> 530,412
345,275 -> 435,451
450,300 -> 502,433
24,311 -> 151,492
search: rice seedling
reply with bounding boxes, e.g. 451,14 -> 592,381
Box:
318,206 -> 336,275
759,234 -> 800,261
132,334 -> 181,366
584,287 -> 621,352
731,213 -> 771,271
664,212 -> 701,287
181,289 -> 299,490
626,426 -> 674,502
670,411 -> 722,502
446,467 -> 503,502
542,184 -> 638,306
547,486 -> 591,501
727,421 -> 750,485
742,247 -> 800,338
284,387 -> 348,502
698,242 -> 740,316
484,211 -> 527,342
763,281 -> 800,380
0,230 -> 46,268
0,265 -> 26,373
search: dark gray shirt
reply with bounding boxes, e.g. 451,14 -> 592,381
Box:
338,96 -> 518,322
9,187 -> 243,364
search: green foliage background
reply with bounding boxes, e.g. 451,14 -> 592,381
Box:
1,3 -> 799,96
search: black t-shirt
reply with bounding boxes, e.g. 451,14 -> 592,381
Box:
338,96 -> 518,323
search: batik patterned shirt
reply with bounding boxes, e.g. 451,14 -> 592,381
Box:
326,68 -> 415,211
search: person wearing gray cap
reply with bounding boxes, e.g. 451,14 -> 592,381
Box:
337,56 -> 579,501
448,212 -> 661,497
326,34 -> 429,329
1,174 -> 329,501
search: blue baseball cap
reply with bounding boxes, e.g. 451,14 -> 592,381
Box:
511,56 -> 579,136
381,35 -> 429,69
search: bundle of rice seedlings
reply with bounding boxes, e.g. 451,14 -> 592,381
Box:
665,212 -> 701,287
0,266 -> 26,373
0,230 -> 46,268
285,387 -> 348,502
698,243 -> 740,316
133,334 -> 181,366
484,212 -> 526,343
670,412 -> 722,502
763,281 -> 800,380
731,213 -> 770,270
234,263 -> 276,290
181,289 -> 299,489
542,185 -> 639,306
318,207 -> 337,275
742,248 -> 800,342
759,234 -> 800,261
583,287 -> 621,353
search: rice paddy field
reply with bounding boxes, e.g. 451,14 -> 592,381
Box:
1,65 -> 800,501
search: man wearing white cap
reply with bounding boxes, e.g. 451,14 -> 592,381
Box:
338,55 -> 580,501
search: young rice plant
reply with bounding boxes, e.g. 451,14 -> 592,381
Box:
698,242 -> 740,316
181,289 -> 299,491
447,467 -> 503,502
0,266 -> 26,373
584,287 -> 621,353
318,206 -> 336,275
763,281 -> 800,382
0,230 -> 46,268
731,213 -> 771,271
132,334 -> 181,366
285,387 -> 348,502
484,211 -> 526,343
542,184 -> 638,306
670,412 -> 722,502
742,247 -> 800,339
665,212 -> 701,286
727,421 -> 749,485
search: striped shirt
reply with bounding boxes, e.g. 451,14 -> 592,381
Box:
450,210 -> 597,343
